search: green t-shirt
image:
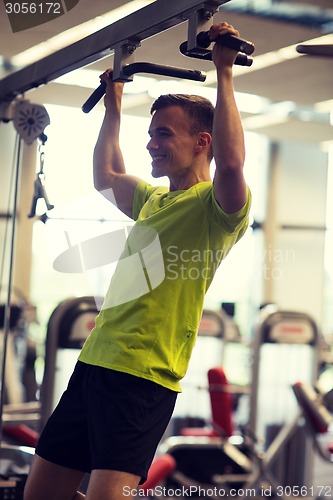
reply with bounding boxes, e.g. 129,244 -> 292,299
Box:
79,181 -> 251,391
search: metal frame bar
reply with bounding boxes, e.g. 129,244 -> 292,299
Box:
0,0 -> 228,102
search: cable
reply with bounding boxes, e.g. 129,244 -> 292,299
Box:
0,134 -> 23,445
0,133 -> 20,300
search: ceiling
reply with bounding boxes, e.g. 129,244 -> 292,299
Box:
0,0 -> 332,144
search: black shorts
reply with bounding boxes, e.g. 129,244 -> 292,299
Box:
36,361 -> 177,482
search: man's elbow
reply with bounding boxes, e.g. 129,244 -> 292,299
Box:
93,174 -> 104,192
93,172 -> 114,193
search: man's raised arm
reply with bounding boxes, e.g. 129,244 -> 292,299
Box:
93,70 -> 142,218
210,23 -> 248,214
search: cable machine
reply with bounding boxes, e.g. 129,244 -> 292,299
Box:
0,99 -> 51,497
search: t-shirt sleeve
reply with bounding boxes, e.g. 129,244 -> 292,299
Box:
132,180 -> 159,220
198,183 -> 252,241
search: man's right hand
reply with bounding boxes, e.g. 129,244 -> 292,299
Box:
100,69 -> 125,109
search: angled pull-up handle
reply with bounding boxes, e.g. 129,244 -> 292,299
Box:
123,62 -> 206,81
82,62 -> 206,114
296,44 -> 333,58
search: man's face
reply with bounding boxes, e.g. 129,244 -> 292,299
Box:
147,105 -> 198,179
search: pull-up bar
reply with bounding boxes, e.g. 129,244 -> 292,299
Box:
82,63 -> 207,114
82,30 -> 254,113
0,0 -> 230,103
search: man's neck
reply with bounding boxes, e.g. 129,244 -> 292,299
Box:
169,170 -> 211,192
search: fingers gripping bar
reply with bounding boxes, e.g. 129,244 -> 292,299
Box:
179,30 -> 254,65
197,30 -> 255,55
179,41 -> 253,65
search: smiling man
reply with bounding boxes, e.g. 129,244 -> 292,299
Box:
147,98 -> 213,188
25,22 -> 252,500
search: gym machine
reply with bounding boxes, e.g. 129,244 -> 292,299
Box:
0,0 -> 254,106
171,307 -> 247,431
40,296 -> 100,429
292,382 -> 333,477
81,18 -> 253,113
249,306 -> 320,489
151,309 -> 321,499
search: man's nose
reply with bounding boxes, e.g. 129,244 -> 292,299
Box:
147,137 -> 158,151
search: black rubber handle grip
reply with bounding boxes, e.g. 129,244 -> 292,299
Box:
82,81 -> 106,113
197,31 -> 255,55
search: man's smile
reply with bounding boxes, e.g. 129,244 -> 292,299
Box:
151,154 -> 167,163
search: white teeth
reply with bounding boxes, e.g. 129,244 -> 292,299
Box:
153,156 -> 164,160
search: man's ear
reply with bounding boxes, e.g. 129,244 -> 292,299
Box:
196,132 -> 212,153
